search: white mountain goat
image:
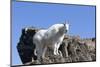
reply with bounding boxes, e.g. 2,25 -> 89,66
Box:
33,22 -> 69,61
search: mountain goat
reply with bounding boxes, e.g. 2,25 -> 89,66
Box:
33,22 -> 69,61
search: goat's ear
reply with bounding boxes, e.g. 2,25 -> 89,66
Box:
63,20 -> 66,26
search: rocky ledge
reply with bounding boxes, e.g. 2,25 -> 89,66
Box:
17,27 -> 96,65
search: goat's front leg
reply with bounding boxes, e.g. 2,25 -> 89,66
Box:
53,43 -> 60,55
53,44 -> 57,55
56,45 -> 60,55
56,41 -> 63,56
54,48 -> 57,55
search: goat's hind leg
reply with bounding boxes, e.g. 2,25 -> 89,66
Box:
36,48 -> 42,64
42,46 -> 47,59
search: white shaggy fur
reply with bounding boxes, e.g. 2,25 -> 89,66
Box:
33,23 -> 69,61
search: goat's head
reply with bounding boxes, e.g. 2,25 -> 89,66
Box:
57,22 -> 69,34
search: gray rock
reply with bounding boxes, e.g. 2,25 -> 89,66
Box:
17,27 -> 96,65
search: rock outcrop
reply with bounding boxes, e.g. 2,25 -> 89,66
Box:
17,27 -> 96,65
